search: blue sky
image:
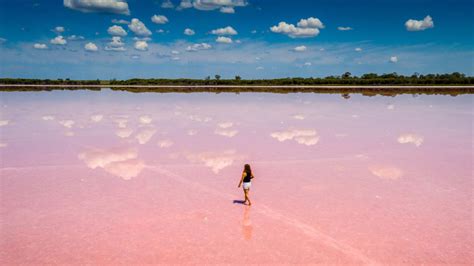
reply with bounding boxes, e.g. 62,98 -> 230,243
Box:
0,0 -> 473,79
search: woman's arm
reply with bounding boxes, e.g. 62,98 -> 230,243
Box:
238,172 -> 245,187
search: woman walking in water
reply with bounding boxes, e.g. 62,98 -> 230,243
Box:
238,164 -> 254,206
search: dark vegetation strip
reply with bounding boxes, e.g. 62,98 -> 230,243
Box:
0,85 -> 472,97
1,72 -> 473,86
0,72 -> 473,96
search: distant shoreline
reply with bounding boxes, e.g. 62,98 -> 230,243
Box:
1,84 -> 473,96
1,84 -> 474,88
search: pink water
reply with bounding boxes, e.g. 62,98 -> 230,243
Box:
1,90 -> 472,264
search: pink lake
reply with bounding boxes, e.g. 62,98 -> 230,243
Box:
0,90 -> 472,264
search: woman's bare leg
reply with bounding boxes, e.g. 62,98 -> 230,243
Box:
244,189 -> 251,206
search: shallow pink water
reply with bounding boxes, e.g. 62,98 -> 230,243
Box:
0,91 -> 472,264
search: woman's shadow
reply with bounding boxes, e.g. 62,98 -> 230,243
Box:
233,200 -> 246,205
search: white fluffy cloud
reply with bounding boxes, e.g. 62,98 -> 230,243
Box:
64,0 -> 130,15
67,35 -> 85,40
151,15 -> 169,24
390,56 -> 398,63
34,43 -> 48,49
128,18 -> 152,37
0,120 -> 10,126
297,17 -> 325,29
134,40 -> 148,51
397,133 -> 424,147
211,26 -> 238,35
78,148 -> 144,180
53,26 -> 65,33
111,19 -> 129,24
293,45 -> 307,52
50,35 -> 67,45
271,17 -> 324,38
180,0 -> 247,13
161,0 -> 174,8
108,25 -> 127,36
337,26 -> 353,31
355,47 -> 362,52
220,6 -> 235,13
184,28 -> 195,35
270,128 -> 320,146
186,42 -> 212,51
84,42 -> 98,52
179,0 -> 193,9
216,36 -> 233,44
405,15 -> 434,31
105,36 -> 126,51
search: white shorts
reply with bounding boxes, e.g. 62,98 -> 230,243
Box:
243,182 -> 251,190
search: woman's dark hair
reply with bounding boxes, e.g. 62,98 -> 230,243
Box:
244,164 -> 252,177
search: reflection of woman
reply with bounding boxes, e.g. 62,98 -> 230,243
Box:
241,206 -> 253,240
238,164 -> 254,206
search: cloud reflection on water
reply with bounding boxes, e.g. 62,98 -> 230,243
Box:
116,128 -> 134,138
41,115 -> 55,121
292,114 -> 305,120
113,117 -> 128,128
59,120 -> 75,128
90,114 -> 104,123
139,115 -> 152,124
369,165 -> 403,180
135,128 -> 157,144
78,147 -> 145,180
186,150 -> 242,174
270,128 -> 320,146
397,133 -> 424,147
157,139 -> 174,148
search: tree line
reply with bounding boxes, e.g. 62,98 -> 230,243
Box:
0,72 -> 473,86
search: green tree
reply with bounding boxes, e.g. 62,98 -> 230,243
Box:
342,72 -> 352,79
